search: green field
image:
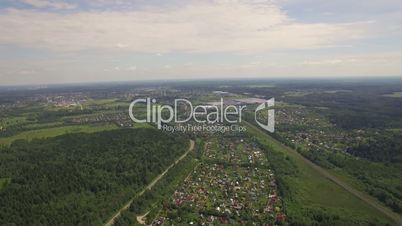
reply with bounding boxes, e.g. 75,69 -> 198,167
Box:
0,116 -> 29,127
284,90 -> 313,97
384,92 -> 402,98
245,122 -> 396,225
22,121 -> 64,129
84,98 -> 119,106
132,122 -> 155,129
387,128 -> 402,132
0,123 -> 119,145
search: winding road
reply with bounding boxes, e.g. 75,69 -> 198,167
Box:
104,139 -> 195,226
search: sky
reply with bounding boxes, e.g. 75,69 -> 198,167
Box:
0,0 -> 402,85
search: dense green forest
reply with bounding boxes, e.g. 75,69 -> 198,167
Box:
348,131 -> 402,163
283,88 -> 402,129
113,145 -> 199,226
0,128 -> 188,226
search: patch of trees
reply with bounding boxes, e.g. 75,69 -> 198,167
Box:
114,149 -> 198,226
284,89 -> 402,129
36,109 -> 93,122
347,131 -> 402,163
0,128 -> 188,226
287,207 -> 393,226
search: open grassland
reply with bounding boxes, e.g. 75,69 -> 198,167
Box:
0,123 -> 119,145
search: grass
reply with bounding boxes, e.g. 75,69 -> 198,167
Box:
384,92 -> 402,98
275,101 -> 305,108
133,123 -> 155,129
244,122 -> 396,224
0,178 -> 11,191
284,90 -> 313,97
23,121 -> 64,129
0,123 -> 119,145
0,116 -> 29,127
84,98 -> 119,106
387,128 -> 402,132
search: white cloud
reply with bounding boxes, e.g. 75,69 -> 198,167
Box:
127,65 -> 137,71
0,0 -> 368,53
1,51 -> 401,85
137,52 -> 402,78
21,0 -> 77,10
103,65 -> 137,72
302,59 -> 345,66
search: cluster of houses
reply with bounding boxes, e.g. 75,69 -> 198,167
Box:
153,136 -> 285,225
46,95 -> 87,108
276,107 -> 356,152
69,113 -> 132,127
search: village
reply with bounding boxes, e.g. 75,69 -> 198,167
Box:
274,106 -> 361,153
68,112 -> 133,127
151,134 -> 285,225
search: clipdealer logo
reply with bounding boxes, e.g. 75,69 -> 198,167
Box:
255,98 -> 275,133
128,98 -> 274,133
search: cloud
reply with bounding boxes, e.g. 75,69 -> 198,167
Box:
103,65 -> 137,72
0,0 -> 368,53
301,52 -> 402,67
302,59 -> 346,66
20,0 -> 77,10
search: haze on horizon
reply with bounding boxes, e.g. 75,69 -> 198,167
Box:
0,0 -> 402,85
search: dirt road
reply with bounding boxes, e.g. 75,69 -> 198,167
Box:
104,139 -> 195,226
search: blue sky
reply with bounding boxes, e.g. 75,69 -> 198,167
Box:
0,0 -> 401,85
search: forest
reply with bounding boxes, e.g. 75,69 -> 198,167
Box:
0,128 -> 188,226
348,131 -> 402,163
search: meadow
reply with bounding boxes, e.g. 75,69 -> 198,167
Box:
0,123 -> 118,145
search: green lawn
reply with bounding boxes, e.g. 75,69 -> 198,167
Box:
0,123 -> 119,145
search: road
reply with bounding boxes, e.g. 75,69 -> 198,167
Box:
104,139 -> 195,226
246,122 -> 402,225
